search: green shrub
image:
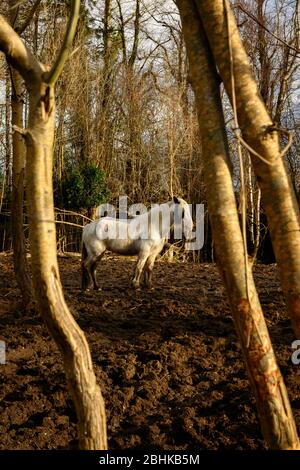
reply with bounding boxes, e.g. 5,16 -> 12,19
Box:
61,163 -> 109,210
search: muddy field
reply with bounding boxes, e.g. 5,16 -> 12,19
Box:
0,253 -> 299,450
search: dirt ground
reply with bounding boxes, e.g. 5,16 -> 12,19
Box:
0,253 -> 299,450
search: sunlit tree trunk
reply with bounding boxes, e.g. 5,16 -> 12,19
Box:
10,67 -> 33,308
254,186 -> 262,261
0,2 -> 107,449
176,0 -> 299,450
9,0 -> 33,309
196,0 -> 300,339
5,68 -> 11,190
247,154 -> 255,246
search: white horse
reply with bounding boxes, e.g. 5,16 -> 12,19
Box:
81,196 -> 193,290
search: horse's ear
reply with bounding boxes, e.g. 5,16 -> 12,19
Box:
173,196 -> 180,204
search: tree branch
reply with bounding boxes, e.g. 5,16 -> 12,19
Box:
234,3 -> 300,55
0,14 -> 42,86
45,0 -> 80,86
16,0 -> 42,34
129,0 -> 140,67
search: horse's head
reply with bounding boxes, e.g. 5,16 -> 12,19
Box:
172,196 -> 194,240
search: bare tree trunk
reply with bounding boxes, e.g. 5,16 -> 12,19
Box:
25,90 -> 107,446
10,67 -> 33,308
0,2 -> 107,449
102,0 -> 112,110
128,0 -> 140,67
5,68 -> 11,190
97,0 -> 113,171
196,0 -> 300,339
57,95 -> 66,198
116,0 -> 127,64
9,0 -> 33,309
257,0 -> 270,107
103,0 -> 112,70
176,0 -> 299,450
253,186 -> 262,262
248,154 -> 255,246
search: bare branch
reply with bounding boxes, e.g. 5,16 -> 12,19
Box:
16,0 -> 42,34
234,3 -> 300,55
129,0 -> 141,67
0,14 -> 42,86
45,0 -> 80,86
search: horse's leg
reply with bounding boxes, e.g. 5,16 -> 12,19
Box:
145,241 -> 166,288
82,242 -> 93,290
91,251 -> 105,291
132,253 -> 148,289
82,254 -> 97,290
144,253 -> 158,289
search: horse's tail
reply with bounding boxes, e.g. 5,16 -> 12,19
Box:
81,240 -> 89,290
82,240 -> 88,262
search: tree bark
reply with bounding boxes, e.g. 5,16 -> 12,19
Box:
9,0 -> 33,309
102,0 -> 113,103
10,66 -> 33,308
248,154 -> 255,246
129,0 -> 141,67
176,0 -> 299,450
254,186 -> 262,261
0,2 -> 107,449
257,0 -> 270,107
5,67 -> 11,190
195,0 -> 300,339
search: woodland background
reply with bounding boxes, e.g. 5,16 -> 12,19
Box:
0,0 -> 299,260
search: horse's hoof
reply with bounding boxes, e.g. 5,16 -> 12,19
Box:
82,287 -> 91,292
132,283 -> 141,290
